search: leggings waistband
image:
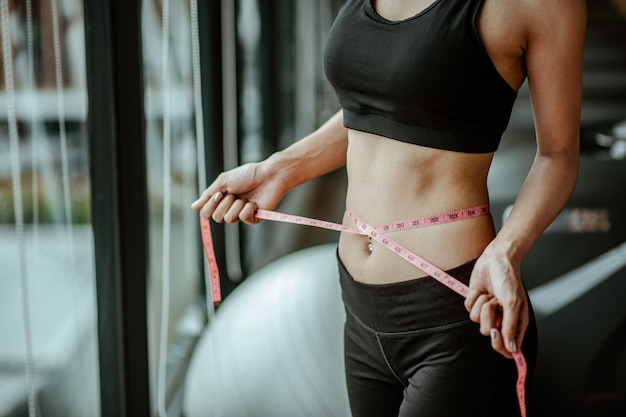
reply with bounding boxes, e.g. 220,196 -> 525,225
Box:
338,253 -> 475,333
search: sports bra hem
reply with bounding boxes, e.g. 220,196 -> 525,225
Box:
342,107 -> 501,154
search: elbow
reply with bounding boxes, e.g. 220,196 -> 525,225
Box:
536,145 -> 581,194
536,134 -> 580,172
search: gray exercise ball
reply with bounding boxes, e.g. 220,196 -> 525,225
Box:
183,244 -> 351,417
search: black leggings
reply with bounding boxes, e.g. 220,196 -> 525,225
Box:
338,256 -> 537,417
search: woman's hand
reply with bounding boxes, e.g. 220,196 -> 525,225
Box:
464,241 -> 529,360
191,161 -> 286,225
191,111 -> 349,225
191,110 -> 348,225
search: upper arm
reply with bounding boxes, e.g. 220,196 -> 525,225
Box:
525,0 -> 587,156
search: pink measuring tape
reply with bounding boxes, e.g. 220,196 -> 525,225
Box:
199,203 -> 528,416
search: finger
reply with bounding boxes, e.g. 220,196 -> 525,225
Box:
500,297 -> 523,354
191,192 -> 208,211
240,202 -> 259,224
199,192 -> 223,220
479,298 -> 501,336
224,199 -> 246,223
490,328 -> 512,359
469,293 -> 493,324
211,194 -> 235,223
192,185 -> 221,211
514,301 -> 530,354
464,289 -> 483,312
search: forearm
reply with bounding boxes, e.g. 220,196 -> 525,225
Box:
262,110 -> 348,193
489,149 -> 579,266
490,0 -> 585,267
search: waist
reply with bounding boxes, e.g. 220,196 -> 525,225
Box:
342,129 -> 495,283
338,203 -> 495,285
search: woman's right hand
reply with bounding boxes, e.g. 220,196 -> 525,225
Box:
191,161 -> 286,225
192,111 -> 348,224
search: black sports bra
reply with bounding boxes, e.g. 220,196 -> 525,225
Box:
323,0 -> 518,153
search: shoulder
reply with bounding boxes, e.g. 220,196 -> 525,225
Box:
518,0 -> 587,42
518,0 -> 587,77
482,0 -> 587,46
518,0 -> 587,148
486,0 -> 588,80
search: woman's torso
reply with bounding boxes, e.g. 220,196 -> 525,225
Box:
338,132 -> 496,284
336,0 -> 529,284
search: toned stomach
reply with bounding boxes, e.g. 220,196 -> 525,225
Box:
337,129 -> 497,285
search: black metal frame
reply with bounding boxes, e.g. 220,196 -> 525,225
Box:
84,0 -> 150,415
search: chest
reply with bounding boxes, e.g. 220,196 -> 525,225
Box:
371,0 -> 526,90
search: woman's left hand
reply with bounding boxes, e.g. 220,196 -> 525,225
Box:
464,242 -> 529,359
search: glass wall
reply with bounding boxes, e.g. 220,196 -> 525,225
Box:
139,1 -> 346,413
241,0 -> 345,274
141,0 -> 206,413
0,0 -> 100,416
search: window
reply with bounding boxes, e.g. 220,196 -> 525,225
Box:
0,1 -> 100,416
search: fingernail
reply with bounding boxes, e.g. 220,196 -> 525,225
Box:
490,329 -> 497,341
509,340 -> 518,353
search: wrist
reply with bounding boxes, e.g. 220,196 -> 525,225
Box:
262,151 -> 306,193
484,235 -> 527,267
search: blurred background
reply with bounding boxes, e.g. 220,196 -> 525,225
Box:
0,0 -> 624,416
